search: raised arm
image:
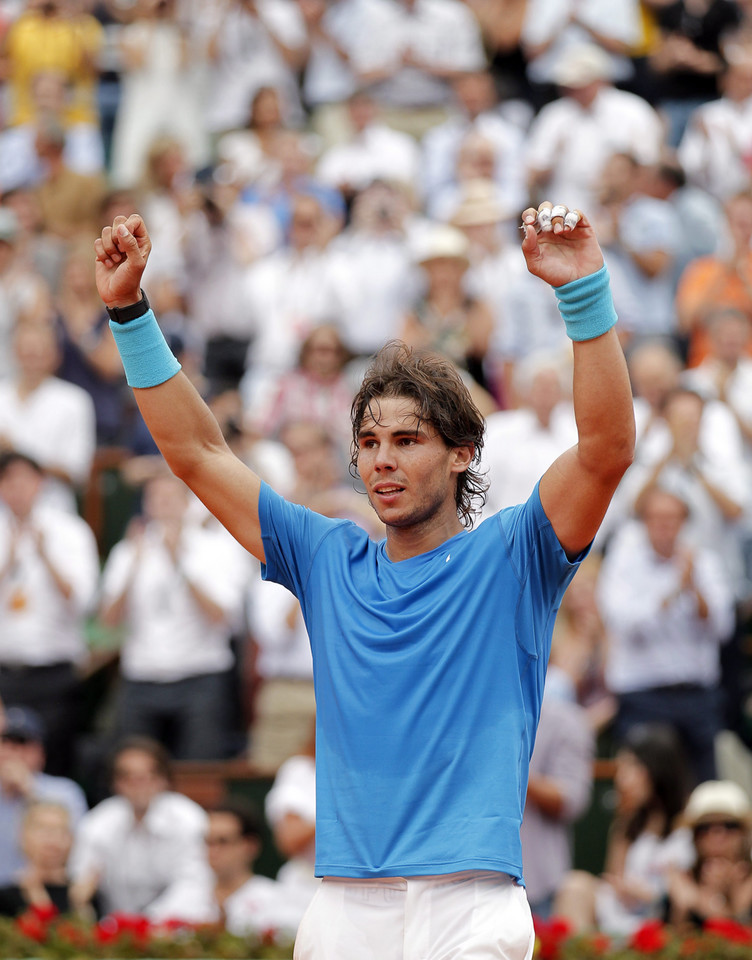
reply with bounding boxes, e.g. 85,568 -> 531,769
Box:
521,202 -> 635,559
94,215 -> 266,562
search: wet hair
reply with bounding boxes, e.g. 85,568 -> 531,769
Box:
350,342 -> 487,527
619,723 -> 690,841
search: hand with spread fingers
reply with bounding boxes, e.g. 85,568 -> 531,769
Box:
520,200 -> 605,288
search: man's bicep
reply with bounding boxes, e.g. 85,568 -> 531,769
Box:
182,449 -> 266,563
539,448 -> 620,560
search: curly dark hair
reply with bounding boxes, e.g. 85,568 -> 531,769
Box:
350,342 -> 487,527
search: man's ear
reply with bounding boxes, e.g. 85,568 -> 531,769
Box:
450,444 -> 474,474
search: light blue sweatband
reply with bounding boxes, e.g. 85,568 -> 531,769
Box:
109,310 -> 182,388
554,264 -> 618,342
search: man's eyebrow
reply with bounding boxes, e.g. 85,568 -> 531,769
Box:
357,423 -> 427,439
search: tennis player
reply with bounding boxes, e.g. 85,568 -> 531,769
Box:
95,200 -> 634,959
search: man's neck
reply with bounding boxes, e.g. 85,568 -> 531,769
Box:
215,870 -> 252,904
384,515 -> 464,562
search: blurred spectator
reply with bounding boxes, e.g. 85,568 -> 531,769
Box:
315,87 -> 420,202
648,0 -> 741,147
99,471 -> 247,761
420,68 -> 528,221
0,319 -> 96,511
549,554 -> 617,734
520,0 -> 642,109
239,192 -> 342,416
326,179 -> 418,358
400,222 -> 496,403
450,178 -> 566,395
594,152 -> 682,346
554,723 -> 693,935
665,778 -> 752,929
252,323 -> 356,459
297,0 -> 398,148
675,189 -> 752,367
526,45 -> 664,214
2,187 -> 67,294
0,69 -> 105,193
678,53 -> 752,202
264,724 -> 318,921
246,576 -> 315,772
617,382 -> 749,599
69,736 -> 211,919
0,800 -> 96,917
0,453 -> 99,775
683,307 -> 752,459
53,238 -> 128,447
135,135 -> 196,291
597,484 -> 736,783
214,84 -> 288,192
0,706 -> 87,886
0,0 -> 104,138
480,350 -> 576,517
362,0 -> 488,139
0,205 -> 52,381
200,0 -> 306,138
638,152 -> 724,286
520,666 -> 595,919
158,799 -> 301,937
183,173 -> 281,397
31,119 -> 108,241
109,0 -> 209,189
462,0 -> 531,105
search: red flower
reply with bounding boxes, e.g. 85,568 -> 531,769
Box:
15,911 -> 49,943
29,902 -> 58,923
588,932 -> 612,955
533,915 -> 572,960
629,919 -> 669,953
704,917 -> 752,944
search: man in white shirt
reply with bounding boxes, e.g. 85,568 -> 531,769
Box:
597,485 -> 736,784
521,0 -> 641,100
0,452 -> 99,776
69,737 -> 211,918
526,44 -> 664,214
421,68 -> 528,221
678,55 -> 752,202
99,471 -> 247,761
152,798 -> 302,938
0,320 -> 96,513
316,88 -> 420,198
364,0 -> 487,137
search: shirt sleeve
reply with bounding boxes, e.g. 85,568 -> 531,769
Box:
258,481 -> 347,600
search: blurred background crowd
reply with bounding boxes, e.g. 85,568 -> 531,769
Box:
4,0 -> 752,943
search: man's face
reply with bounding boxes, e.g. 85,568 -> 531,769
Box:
205,811 -> 257,879
356,396 -> 469,530
642,489 -> 687,559
0,460 -> 43,519
112,749 -> 167,815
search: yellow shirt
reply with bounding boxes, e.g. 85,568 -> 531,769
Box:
5,11 -> 103,127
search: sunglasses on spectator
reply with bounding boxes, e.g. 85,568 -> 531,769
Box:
694,820 -> 744,836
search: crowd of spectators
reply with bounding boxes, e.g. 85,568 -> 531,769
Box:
3,0 -> 752,943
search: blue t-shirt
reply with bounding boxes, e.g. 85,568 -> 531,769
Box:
259,481 -> 583,881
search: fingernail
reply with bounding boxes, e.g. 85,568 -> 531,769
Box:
117,225 -> 128,237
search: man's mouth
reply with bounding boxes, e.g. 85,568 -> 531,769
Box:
373,484 -> 405,499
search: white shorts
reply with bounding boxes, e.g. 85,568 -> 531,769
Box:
293,870 -> 535,960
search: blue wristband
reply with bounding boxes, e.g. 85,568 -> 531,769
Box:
554,264 -> 618,342
109,309 -> 181,388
